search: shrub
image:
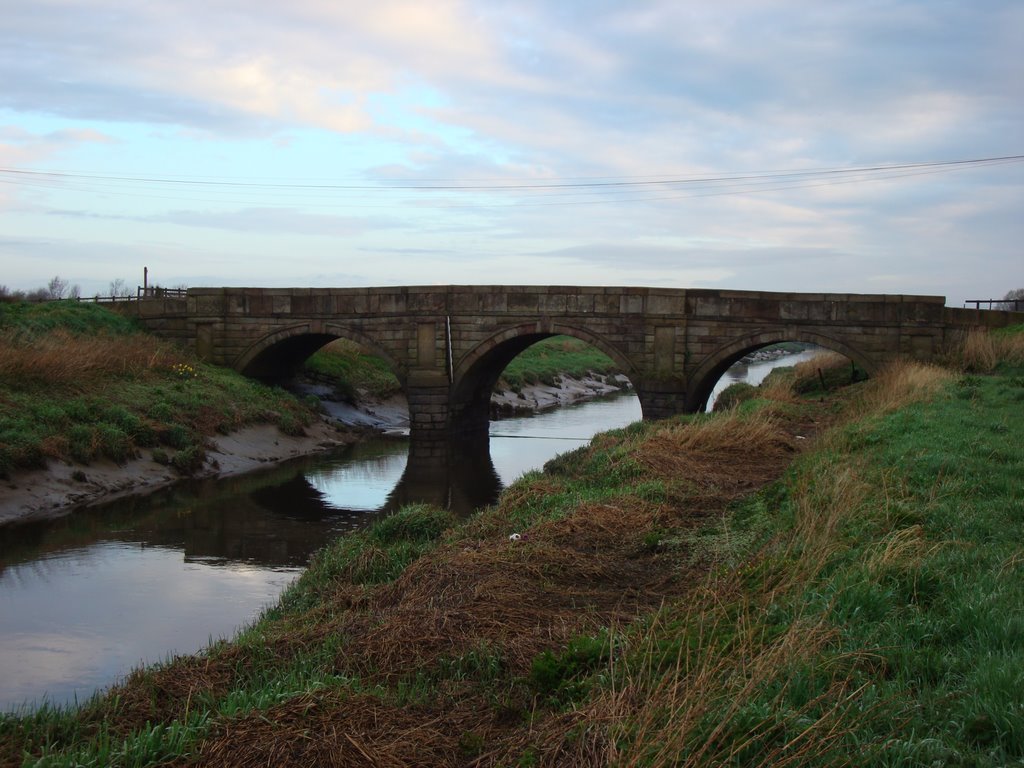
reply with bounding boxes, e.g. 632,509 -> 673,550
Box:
170,445 -> 206,474
714,381 -> 757,411
529,630 -> 612,704
370,504 -> 455,544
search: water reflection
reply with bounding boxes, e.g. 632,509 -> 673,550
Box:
0,393 -> 640,711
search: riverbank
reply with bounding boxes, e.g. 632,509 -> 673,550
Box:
301,334 -> 628,428
0,418 -> 354,525
0,301 -> 346,524
295,371 -> 632,432
5,327 -> 1021,766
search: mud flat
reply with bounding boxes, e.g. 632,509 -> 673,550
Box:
0,419 -> 354,524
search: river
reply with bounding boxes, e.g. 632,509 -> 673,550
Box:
0,349 -> 814,712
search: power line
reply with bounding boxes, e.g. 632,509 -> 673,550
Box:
1,155 -> 1021,191
0,155 -> 1020,210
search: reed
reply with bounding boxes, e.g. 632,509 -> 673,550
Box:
0,329 -> 180,389
949,324 -> 1024,373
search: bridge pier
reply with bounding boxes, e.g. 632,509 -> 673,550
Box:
634,377 -> 691,420
406,369 -> 452,442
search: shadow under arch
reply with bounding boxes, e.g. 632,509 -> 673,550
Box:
449,322 -> 640,436
686,328 -> 877,412
234,322 -> 405,385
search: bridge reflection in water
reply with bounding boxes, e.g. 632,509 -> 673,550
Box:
0,436 -> 506,575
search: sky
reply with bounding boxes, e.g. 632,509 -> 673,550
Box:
1,0 -> 1022,306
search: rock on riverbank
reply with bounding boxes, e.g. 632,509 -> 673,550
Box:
490,373 -> 632,417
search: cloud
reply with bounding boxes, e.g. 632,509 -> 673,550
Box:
0,1 -> 1020,306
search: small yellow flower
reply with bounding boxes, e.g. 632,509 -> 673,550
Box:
171,362 -> 198,380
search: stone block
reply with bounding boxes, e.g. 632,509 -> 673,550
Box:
566,293 -> 595,313
335,294 -> 369,314
620,294 -> 644,314
409,290 -> 447,312
693,297 -> 726,316
780,301 -> 808,320
646,293 -> 685,315
539,294 -> 568,313
508,293 -> 539,312
480,292 -> 508,312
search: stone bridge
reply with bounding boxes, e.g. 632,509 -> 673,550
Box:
124,286 -> 1019,440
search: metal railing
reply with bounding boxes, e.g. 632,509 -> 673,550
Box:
964,299 -> 1024,311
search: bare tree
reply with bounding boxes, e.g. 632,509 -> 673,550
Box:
108,278 -> 132,297
46,275 -> 68,299
1000,288 -> 1024,311
42,275 -> 81,300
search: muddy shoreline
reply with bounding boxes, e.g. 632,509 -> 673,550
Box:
0,372 -> 629,525
0,419 -> 358,525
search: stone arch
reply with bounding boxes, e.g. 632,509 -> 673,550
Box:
685,328 -> 877,411
448,322 -> 640,436
234,322 -> 404,384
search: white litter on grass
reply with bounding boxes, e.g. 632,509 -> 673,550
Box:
508,533 -> 522,542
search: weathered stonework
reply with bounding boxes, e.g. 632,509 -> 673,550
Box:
118,286 -> 1023,440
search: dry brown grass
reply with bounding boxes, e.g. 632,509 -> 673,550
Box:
754,351 -> 854,406
757,373 -> 799,404
299,409 -> 821,698
342,497 -> 676,679
780,458 -> 873,587
184,691 -> 464,768
948,326 -> 1024,373
997,330 -> 1024,365
635,409 -> 797,501
481,418 -> 884,767
842,360 -> 953,419
0,329 -> 180,388
490,596 -> 863,768
956,328 -> 999,372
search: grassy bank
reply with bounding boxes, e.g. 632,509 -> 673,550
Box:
0,302 -> 317,479
305,335 -> 621,401
496,336 -> 620,391
303,339 -> 403,401
3,328 -> 1024,766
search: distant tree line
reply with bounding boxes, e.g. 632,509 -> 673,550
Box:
0,276 -> 183,303
0,276 -> 83,302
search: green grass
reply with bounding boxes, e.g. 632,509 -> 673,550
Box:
4,330 -> 1024,766
304,334 -> 623,401
0,302 -> 316,478
303,338 -> 401,400
497,335 -> 620,390
0,300 -> 140,337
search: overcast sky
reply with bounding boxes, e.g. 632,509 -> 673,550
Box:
1,0 -> 1021,305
